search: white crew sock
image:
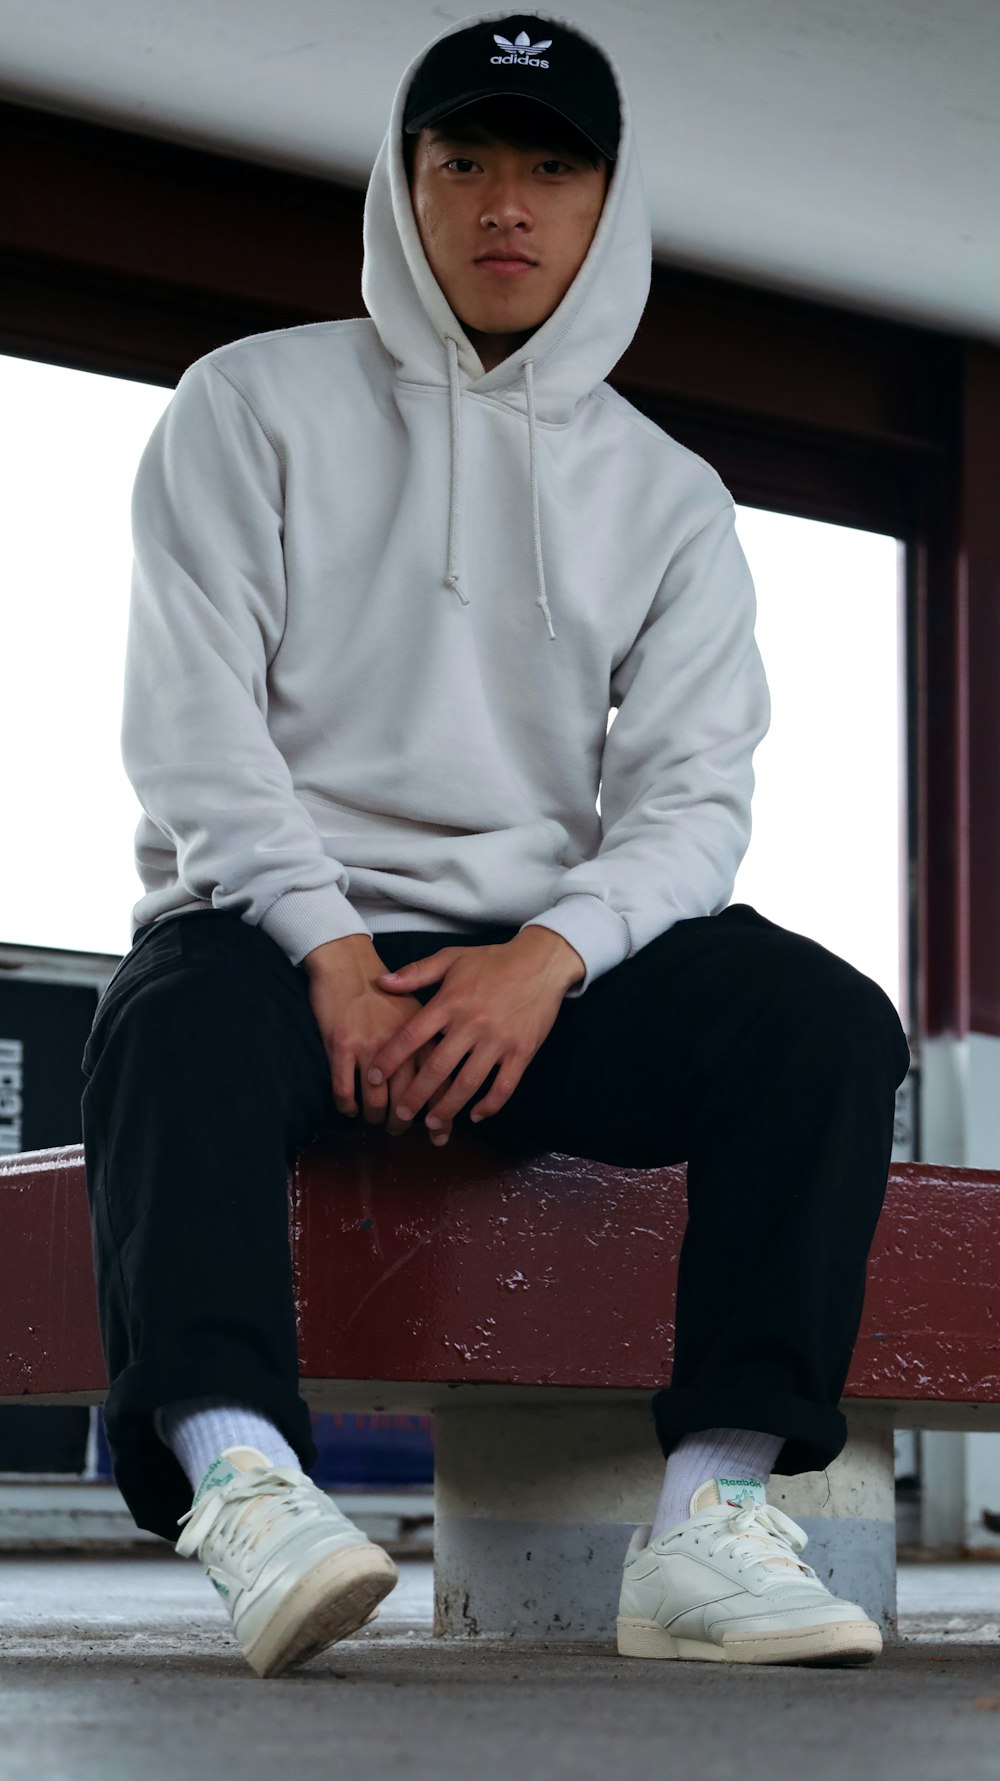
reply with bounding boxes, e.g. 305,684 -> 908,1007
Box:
153,1395 -> 302,1493
648,1426 -> 784,1544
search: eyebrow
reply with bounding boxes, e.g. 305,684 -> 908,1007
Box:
427,128 -> 488,145
426,127 -> 574,152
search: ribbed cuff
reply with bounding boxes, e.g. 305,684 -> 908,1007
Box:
518,894 -> 631,997
259,884 -> 373,967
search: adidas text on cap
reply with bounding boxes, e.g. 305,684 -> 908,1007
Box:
403,15 -> 621,162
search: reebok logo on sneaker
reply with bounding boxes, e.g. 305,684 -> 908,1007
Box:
717,1476 -> 767,1509
191,1456 -> 237,1509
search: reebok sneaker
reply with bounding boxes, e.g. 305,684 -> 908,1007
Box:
617,1474 -> 882,1666
174,1445 -> 399,1677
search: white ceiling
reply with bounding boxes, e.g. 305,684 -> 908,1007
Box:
3,0 -> 999,343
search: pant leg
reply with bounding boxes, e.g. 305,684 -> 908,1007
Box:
471,903 -> 912,1479
651,905 -> 910,1476
80,910 -> 516,1541
80,910 -> 330,1538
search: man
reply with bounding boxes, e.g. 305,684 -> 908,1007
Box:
81,10 -> 910,1679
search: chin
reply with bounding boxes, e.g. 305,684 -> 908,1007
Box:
474,300 -> 550,335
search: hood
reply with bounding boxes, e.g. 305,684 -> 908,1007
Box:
361,8 -> 652,642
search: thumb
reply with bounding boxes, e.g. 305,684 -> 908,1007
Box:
378,950 -> 450,987
377,961 -> 421,986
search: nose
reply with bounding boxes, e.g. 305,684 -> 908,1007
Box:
480,177 -> 533,230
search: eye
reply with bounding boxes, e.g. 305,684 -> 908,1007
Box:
441,157 -> 575,175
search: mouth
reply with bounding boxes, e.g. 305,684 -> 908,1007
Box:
475,253 -> 538,276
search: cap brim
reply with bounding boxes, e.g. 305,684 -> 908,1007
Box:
403,87 -> 614,159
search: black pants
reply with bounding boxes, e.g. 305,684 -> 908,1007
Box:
80,903 -> 910,1542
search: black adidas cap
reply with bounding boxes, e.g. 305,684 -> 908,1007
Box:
403,15 -> 621,163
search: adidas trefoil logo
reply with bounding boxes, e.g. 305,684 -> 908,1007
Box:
492,30 -> 552,68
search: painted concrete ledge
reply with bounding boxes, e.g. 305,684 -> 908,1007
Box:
0,1478 -> 433,1554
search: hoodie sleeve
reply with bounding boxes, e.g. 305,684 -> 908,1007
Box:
122,357 -> 375,967
518,498 -> 771,997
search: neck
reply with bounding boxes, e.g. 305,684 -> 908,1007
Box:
463,324 -> 534,374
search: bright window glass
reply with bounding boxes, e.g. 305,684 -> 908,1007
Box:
1,355 -> 905,1019
732,507 -> 905,1020
0,353 -> 169,959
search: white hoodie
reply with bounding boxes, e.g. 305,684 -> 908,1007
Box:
122,7 -> 771,997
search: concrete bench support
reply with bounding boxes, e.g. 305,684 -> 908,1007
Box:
769,1405 -> 897,1637
433,1400 -> 897,1641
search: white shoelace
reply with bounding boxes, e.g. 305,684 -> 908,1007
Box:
176,1465 -> 343,1570
700,1498 -> 816,1587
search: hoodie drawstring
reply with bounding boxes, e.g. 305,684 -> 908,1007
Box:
443,336 -> 556,642
443,337 -> 469,609
523,359 -> 556,641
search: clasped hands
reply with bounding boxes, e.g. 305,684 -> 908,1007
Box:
367,929 -> 583,1146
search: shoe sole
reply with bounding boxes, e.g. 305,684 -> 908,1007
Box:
242,1541 -> 399,1679
616,1615 -> 882,1666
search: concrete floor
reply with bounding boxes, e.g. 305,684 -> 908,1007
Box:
1,1555 -> 999,1781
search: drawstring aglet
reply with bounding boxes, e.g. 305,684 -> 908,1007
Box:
445,572 -> 470,605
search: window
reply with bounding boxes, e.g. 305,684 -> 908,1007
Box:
733,507 -> 905,1020
0,353 -> 170,958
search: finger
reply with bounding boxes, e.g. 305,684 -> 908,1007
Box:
424,1082 -> 454,1147
386,1045 -> 443,1137
331,1046 -> 361,1118
377,950 -> 453,993
359,1055 -> 390,1125
368,1010 -> 442,1087
466,1056 -> 526,1126
385,1058 -> 419,1137
402,1044 -> 489,1127
393,1041 -> 476,1124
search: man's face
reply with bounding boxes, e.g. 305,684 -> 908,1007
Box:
407,98 -> 610,371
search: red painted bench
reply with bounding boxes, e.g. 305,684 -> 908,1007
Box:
2,1133 -> 999,1641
